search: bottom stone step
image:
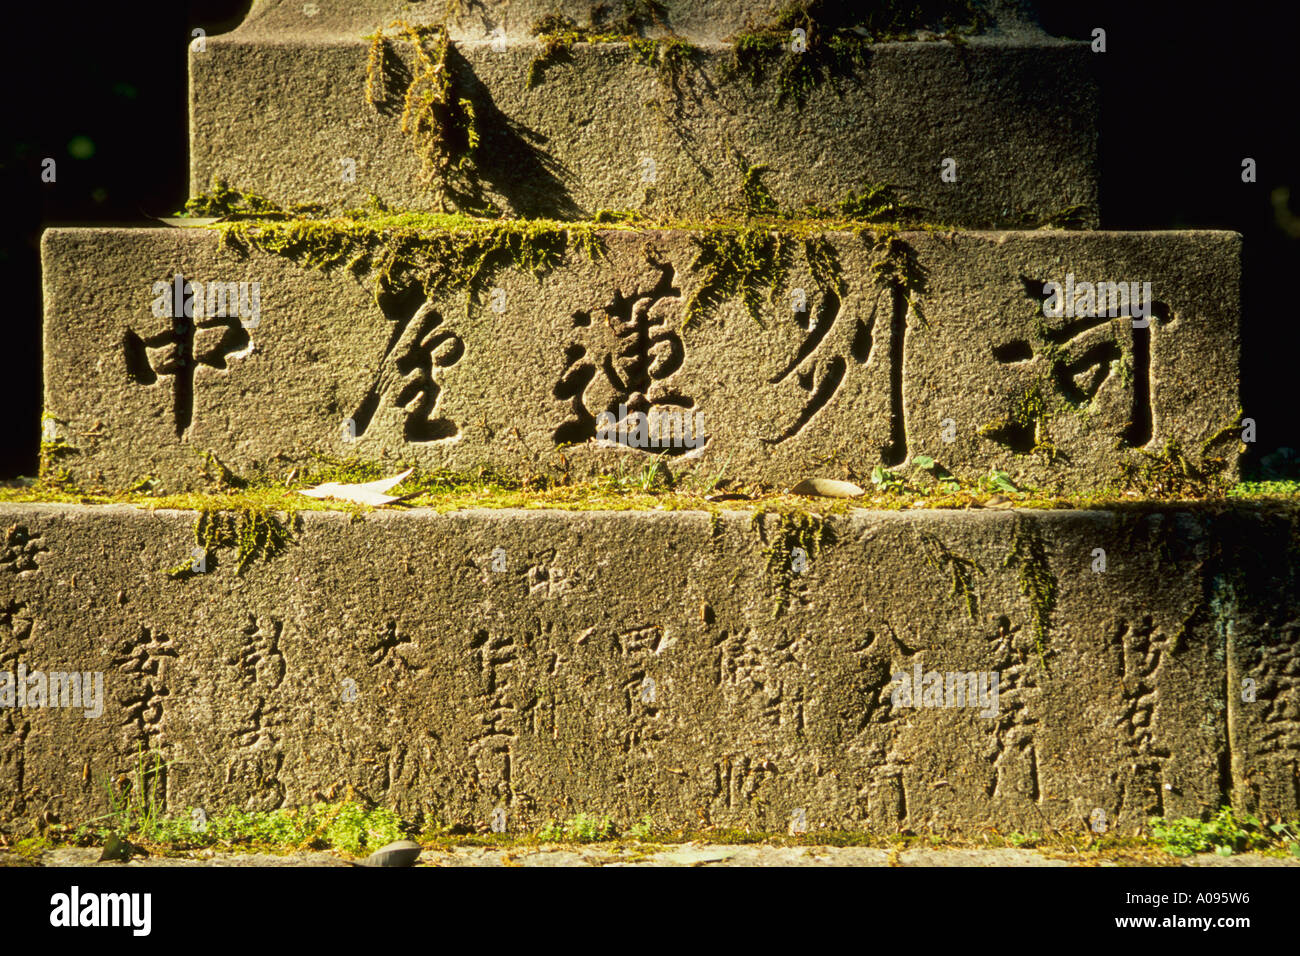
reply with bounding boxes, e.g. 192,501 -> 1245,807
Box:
1,502 -> 1296,832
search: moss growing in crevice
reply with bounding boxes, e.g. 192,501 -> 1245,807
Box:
918,530 -> 984,621
181,181 -> 324,220
863,227 -> 929,326
1118,438 -> 1231,499
527,10 -> 700,97
1002,517 -> 1057,669
740,162 -> 780,218
527,24 -> 580,87
804,184 -> 928,225
979,385 -> 1059,462
679,217 -> 923,332
38,414 -> 78,487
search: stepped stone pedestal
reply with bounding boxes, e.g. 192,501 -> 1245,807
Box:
10,0 -> 1294,837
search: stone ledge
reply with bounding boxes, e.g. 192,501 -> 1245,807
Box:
224,0 -> 1044,43
41,226 -> 1240,491
190,36 -> 1097,223
1,502 -> 1294,830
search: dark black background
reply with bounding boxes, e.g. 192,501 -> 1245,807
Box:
1,1 -> 1295,479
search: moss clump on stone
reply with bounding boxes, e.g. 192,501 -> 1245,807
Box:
365,21 -> 480,208
682,226 -> 792,329
528,10 -> 699,94
1002,516 -> 1057,668
38,415 -> 78,487
679,218 -> 923,331
181,181 -> 323,220
979,385 -> 1058,462
865,227 -> 929,325
166,506 -> 299,579
1118,439 -> 1229,499
212,202 -> 604,317
728,0 -> 991,107
740,163 -> 780,218
918,530 -> 984,621
803,234 -> 846,297
805,183 -> 928,225
750,507 -> 828,617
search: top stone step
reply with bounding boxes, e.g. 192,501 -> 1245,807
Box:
234,0 -> 1045,43
190,1 -> 1097,224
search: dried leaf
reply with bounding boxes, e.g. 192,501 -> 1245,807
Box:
299,468 -> 415,506
789,478 -> 864,498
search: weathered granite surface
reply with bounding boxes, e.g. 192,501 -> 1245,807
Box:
190,34 -> 1098,223
226,0 -> 1045,43
2,503 -> 1296,830
42,226 -> 1240,492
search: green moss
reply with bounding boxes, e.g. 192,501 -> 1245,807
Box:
1027,204 -> 1092,230
212,201 -> 605,318
167,506 -> 298,579
979,385 -> 1058,461
180,181 -> 323,220
1118,438 -> 1230,499
365,21 -> 480,207
592,208 -> 645,223
527,12 -> 699,94
629,35 -> 699,94
803,234 -> 846,297
682,226 -> 792,329
740,163 -> 780,217
805,183 -> 928,225
528,29 -> 578,88
865,227 -> 929,326
751,507 -> 828,617
1002,517 -> 1057,669
38,417 -> 78,486
918,531 -> 983,621
727,0 -> 990,108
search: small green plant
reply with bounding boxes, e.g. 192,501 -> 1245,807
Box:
629,814 -> 657,841
911,455 -> 960,493
1268,821 -> 1300,857
871,465 -> 905,492
1149,807 -> 1272,857
985,470 -> 1019,494
315,801 -> 406,855
1007,830 -> 1041,848
91,746 -> 171,843
538,813 -> 618,843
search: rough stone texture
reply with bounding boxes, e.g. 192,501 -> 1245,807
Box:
9,845 -> 1297,867
42,227 -> 1240,492
190,36 -> 1099,224
228,0 -> 1044,43
2,502 -> 1295,831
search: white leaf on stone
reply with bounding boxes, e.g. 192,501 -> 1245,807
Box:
789,478 -> 865,498
154,217 -> 221,227
299,467 -> 414,506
